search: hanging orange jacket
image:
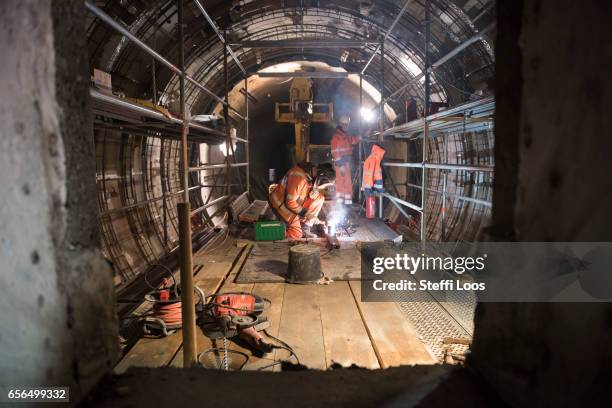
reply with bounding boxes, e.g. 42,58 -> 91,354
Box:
362,144 -> 385,191
268,164 -> 316,223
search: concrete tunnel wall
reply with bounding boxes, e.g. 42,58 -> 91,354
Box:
0,0 -> 118,400
471,0 -> 612,406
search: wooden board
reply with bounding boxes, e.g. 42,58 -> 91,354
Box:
229,192 -> 249,221
275,284 -> 327,369
317,282 -> 380,369
235,216 -> 400,283
238,200 -> 268,223
252,283 -> 286,365
348,281 -> 436,367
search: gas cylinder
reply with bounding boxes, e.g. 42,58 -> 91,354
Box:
365,195 -> 376,219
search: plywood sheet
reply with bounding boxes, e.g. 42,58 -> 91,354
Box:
317,282 -> 380,369
348,281 -> 436,367
276,284 -> 326,369
252,283 -> 286,364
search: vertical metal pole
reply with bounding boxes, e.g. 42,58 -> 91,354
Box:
244,76 -> 250,194
161,140 -> 168,246
178,4 -> 189,205
358,75 -> 364,204
177,0 -> 197,368
151,58 -> 157,105
379,41 -> 385,143
151,34 -> 157,105
421,0 -> 431,244
223,30 -> 231,197
441,170 -> 447,241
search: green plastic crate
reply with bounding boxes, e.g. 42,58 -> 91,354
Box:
255,221 -> 285,241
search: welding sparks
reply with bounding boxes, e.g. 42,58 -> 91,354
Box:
328,203 -> 348,237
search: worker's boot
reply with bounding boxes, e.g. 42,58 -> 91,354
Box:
302,224 -> 317,238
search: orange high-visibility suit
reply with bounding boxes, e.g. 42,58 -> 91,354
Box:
268,164 -> 325,239
331,127 -> 359,204
362,144 -> 385,193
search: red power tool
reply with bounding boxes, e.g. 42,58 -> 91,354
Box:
201,292 -> 273,353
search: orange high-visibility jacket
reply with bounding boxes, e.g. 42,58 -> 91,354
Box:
362,144 -> 385,190
268,165 -> 315,222
330,127 -> 359,163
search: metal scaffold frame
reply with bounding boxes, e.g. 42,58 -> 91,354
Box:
86,0 -> 253,366
87,0 -> 251,248
355,0 -> 495,242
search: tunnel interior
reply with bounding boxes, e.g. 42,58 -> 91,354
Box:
88,0 -> 495,288
85,0 -> 497,377
13,0 -> 612,406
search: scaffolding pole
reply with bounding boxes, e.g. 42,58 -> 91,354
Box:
358,75 -> 363,204
176,0 -> 196,368
193,0 -> 246,74
361,0 -> 415,74
421,0 -> 431,243
245,76 -> 250,193
379,41 -> 385,143
84,1 -> 241,113
384,22 -> 494,104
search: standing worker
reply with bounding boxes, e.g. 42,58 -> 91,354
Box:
268,162 -> 335,239
331,115 -> 360,206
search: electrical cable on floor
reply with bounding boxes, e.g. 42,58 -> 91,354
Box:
151,301 -> 183,326
258,329 -> 300,369
198,294 -> 300,371
144,263 -> 179,298
198,347 -> 250,371
201,223 -> 230,255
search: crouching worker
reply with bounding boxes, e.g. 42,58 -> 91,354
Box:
268,162 -> 335,239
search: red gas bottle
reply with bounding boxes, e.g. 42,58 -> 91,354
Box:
365,195 -> 376,219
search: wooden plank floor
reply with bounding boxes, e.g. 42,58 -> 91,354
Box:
116,241 -> 435,373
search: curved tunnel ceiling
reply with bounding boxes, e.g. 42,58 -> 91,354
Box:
87,0 -> 495,116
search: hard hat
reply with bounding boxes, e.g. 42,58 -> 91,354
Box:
339,115 -> 351,125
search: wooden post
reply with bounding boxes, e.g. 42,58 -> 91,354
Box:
177,202 -> 196,367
